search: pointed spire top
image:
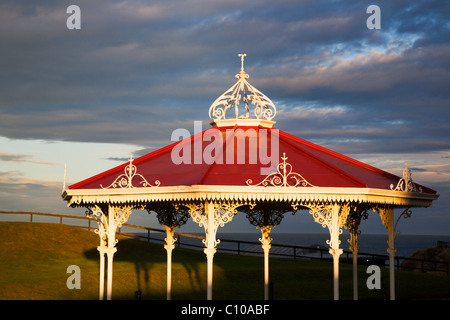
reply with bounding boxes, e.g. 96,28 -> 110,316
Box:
62,163 -> 67,191
236,53 -> 249,80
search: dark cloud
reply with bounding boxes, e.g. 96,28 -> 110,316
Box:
105,157 -> 129,162
0,0 -> 448,234
0,0 -> 448,156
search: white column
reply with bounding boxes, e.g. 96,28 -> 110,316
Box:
379,206 -> 396,300
106,204 -> 116,300
97,246 -> 106,300
99,204 -> 132,300
106,246 -> 117,300
386,208 -> 396,300
91,205 -> 108,300
349,231 -> 359,300
307,203 -> 349,300
205,201 -> 217,300
346,206 -> 367,301
186,200 -> 242,300
259,226 -> 273,300
329,203 -> 342,301
164,225 -> 176,300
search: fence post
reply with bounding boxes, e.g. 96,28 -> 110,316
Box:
30,213 -> 33,222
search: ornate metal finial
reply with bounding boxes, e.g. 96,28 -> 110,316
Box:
62,163 -> 67,191
101,155 -> 160,189
390,161 -> 422,193
209,53 -> 277,124
246,153 -> 317,187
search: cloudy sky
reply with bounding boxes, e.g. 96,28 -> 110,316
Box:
0,0 -> 449,235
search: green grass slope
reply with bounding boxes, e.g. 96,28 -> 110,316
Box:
1,222 -> 449,300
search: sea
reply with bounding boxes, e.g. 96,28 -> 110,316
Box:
135,231 -> 450,258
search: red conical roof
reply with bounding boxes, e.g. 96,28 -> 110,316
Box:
68,125 -> 436,195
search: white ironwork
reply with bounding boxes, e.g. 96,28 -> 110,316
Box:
90,205 -> 108,300
296,202 -> 350,300
65,184 -> 438,210
86,204 -> 134,300
101,155 -> 160,189
149,205 -> 190,300
163,225 -> 177,300
390,161 -> 422,193
176,200 -> 253,300
209,53 -> 277,123
345,206 -> 369,300
374,205 -> 412,300
61,54 -> 439,302
306,203 -> 349,247
62,163 -> 67,191
376,206 -> 396,300
247,153 -> 317,187
259,225 -> 273,300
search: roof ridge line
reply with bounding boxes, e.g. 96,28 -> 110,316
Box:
279,131 -> 406,180
197,126 -> 236,185
278,131 -> 368,188
69,132 -> 199,189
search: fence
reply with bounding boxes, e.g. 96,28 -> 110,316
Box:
1,210 -> 448,276
438,241 -> 450,249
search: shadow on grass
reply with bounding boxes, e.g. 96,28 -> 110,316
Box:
83,238 -> 206,299
83,237 -> 450,300
82,238 -> 348,300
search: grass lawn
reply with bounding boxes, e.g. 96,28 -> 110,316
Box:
1,222 -> 449,300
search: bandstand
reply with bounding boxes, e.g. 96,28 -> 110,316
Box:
62,54 -> 439,300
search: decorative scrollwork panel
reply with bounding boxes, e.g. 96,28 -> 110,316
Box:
175,200 -> 253,249
148,205 -> 190,228
390,161 -> 422,193
301,202 -> 351,250
246,153 -> 316,188
101,156 -> 160,189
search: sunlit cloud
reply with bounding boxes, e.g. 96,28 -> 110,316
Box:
0,153 -> 59,165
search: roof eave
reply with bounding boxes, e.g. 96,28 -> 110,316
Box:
62,185 -> 439,208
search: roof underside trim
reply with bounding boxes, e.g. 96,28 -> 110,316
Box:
63,186 -> 439,208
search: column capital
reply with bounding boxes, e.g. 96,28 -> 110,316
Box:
163,225 -> 177,252
259,225 -> 273,251
97,245 -> 107,255
204,247 -> 217,259
164,243 -> 175,251
105,247 -> 117,256
329,248 -> 343,257
387,247 -> 397,255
